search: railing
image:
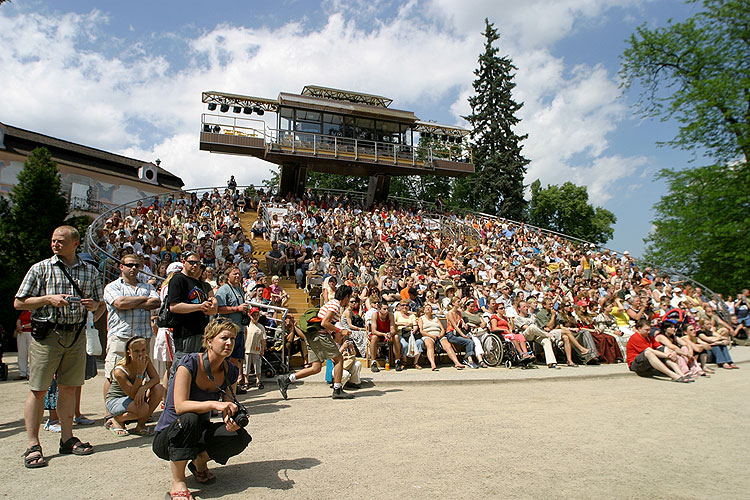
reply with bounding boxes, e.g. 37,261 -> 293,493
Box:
85,185 -> 272,286
200,113 -> 473,167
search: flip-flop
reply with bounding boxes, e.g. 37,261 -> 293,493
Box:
110,426 -> 130,437
165,491 -> 194,500
188,461 -> 217,484
131,427 -> 154,436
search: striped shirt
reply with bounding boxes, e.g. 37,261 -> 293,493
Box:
16,254 -> 103,324
104,278 -> 159,339
317,299 -> 342,326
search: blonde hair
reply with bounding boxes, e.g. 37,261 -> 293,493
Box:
202,317 -> 239,349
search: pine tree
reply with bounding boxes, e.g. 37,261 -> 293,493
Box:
0,147 -> 69,332
462,19 -> 529,220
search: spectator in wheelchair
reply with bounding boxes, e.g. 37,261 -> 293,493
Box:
488,299 -> 532,361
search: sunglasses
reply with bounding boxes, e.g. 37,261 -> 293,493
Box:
186,260 -> 201,265
121,262 -> 139,268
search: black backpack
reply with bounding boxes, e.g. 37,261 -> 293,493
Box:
156,298 -> 179,328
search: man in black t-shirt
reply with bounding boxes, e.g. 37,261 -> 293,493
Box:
167,251 -> 217,378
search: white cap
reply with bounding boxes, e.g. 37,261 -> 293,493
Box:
166,262 -> 184,274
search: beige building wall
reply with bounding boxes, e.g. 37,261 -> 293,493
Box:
0,150 -> 176,211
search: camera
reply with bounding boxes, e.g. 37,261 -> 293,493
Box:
233,403 -> 249,428
240,313 -> 251,326
65,296 -> 82,303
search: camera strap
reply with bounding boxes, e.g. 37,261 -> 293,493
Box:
201,352 -> 237,402
54,260 -> 86,348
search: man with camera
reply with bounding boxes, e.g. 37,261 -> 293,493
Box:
215,267 -> 249,392
167,251 -> 218,378
15,225 -> 104,468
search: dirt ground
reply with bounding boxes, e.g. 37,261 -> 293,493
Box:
1,357 -> 749,500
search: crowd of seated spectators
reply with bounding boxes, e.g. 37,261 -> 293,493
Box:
252,187 -> 748,375
87,179 -> 748,376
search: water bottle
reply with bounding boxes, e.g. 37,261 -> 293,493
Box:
385,354 -> 390,371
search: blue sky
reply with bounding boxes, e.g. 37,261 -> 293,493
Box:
0,0 -> 703,255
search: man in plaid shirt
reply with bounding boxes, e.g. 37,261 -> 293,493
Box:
15,225 -> 104,468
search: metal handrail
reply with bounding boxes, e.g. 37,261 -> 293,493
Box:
200,113 -> 473,165
84,185 -> 274,285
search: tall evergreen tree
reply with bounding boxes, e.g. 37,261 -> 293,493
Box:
462,19 -> 529,220
0,147 -> 68,332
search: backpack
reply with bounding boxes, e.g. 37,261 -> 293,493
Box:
156,298 -> 179,329
298,308 -> 323,336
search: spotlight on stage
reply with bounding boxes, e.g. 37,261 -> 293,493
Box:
253,106 -> 264,116
220,104 -> 229,113
233,106 -> 242,113
207,103 -> 217,111
243,107 -> 252,114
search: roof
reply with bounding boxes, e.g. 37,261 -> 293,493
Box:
0,122 -> 184,189
278,93 -> 417,123
300,85 -> 393,107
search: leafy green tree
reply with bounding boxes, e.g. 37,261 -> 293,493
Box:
644,164 -> 750,294
0,147 -> 68,332
461,18 -> 529,220
620,0 -> 750,293
528,179 -> 617,244
620,0 -> 750,164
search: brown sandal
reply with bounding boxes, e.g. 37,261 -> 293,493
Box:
24,445 -> 47,468
188,461 -> 217,484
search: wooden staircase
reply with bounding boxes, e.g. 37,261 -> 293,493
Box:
238,211 -> 310,319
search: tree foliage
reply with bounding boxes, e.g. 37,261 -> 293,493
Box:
461,18 -> 529,220
0,147 -> 68,332
644,164 -> 750,294
528,179 -> 617,244
621,0 -> 750,293
620,0 -> 750,164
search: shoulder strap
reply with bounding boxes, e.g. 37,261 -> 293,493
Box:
55,261 -> 86,298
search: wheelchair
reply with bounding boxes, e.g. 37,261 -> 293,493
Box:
482,330 -> 536,369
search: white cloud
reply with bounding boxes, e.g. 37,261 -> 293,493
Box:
0,1 -> 650,204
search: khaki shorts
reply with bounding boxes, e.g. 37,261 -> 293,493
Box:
29,328 -> 86,391
105,337 -> 129,380
306,331 -> 340,364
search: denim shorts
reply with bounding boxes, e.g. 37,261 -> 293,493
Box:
106,396 -> 133,416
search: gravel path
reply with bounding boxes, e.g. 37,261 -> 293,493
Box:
1,351 -> 748,499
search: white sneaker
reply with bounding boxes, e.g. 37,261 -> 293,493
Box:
43,419 -> 61,432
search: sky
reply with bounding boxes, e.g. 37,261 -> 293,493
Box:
0,0 -> 703,255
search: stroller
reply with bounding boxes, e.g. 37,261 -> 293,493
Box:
258,314 -> 288,378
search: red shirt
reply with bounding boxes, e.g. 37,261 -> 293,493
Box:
626,332 -> 661,367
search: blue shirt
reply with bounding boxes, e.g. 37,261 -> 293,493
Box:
155,353 -> 239,432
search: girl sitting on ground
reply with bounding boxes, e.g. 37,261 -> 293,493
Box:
105,336 -> 165,436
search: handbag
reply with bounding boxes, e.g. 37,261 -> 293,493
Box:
85,312 -> 102,356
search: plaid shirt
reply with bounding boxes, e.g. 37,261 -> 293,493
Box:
104,277 -> 159,339
16,254 -> 103,325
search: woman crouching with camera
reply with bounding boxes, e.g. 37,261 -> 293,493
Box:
153,318 -> 252,500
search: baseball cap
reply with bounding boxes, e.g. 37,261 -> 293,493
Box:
249,307 -> 260,315
166,262 -> 184,274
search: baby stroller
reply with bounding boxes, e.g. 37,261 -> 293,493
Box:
262,340 -> 288,378
482,330 -> 536,369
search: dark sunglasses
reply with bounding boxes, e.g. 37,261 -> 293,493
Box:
186,260 -> 201,265
121,262 -> 139,268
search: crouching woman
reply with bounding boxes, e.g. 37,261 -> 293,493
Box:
153,318 -> 252,500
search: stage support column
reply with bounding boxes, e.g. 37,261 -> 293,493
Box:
366,174 -> 391,207
279,164 -> 307,198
